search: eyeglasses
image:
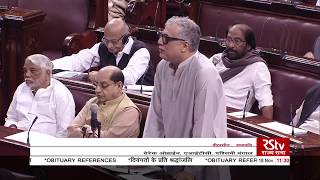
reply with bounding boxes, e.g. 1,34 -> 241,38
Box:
157,31 -> 186,45
225,37 -> 246,47
101,34 -> 125,45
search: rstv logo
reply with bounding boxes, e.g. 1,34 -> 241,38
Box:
257,138 -> 290,156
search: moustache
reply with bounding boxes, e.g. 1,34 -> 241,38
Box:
25,79 -> 34,84
226,48 -> 237,54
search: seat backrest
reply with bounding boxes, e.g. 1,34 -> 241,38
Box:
68,88 -> 95,115
135,103 -> 149,138
125,0 -> 166,27
144,40 -> 162,68
269,67 -> 320,124
17,0 -> 89,58
131,28 -> 162,68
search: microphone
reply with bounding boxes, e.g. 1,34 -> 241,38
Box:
153,0 -> 160,26
88,56 -> 97,74
74,55 -> 96,82
27,116 -> 38,145
140,64 -> 150,93
97,121 -> 101,138
90,104 -> 99,133
290,104 -> 295,137
242,91 -> 251,120
81,126 -> 87,138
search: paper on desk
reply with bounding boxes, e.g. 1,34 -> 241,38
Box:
259,121 -> 308,135
125,85 -> 154,92
142,91 -> 153,96
227,111 -> 257,118
4,131 -> 55,145
53,71 -> 85,78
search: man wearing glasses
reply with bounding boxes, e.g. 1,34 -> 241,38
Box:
143,16 -> 229,180
210,24 -> 273,119
68,66 -> 141,138
52,18 -> 153,85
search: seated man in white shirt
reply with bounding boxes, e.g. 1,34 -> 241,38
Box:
292,83 -> 320,134
210,24 -> 273,119
52,18 -> 154,85
5,54 -> 75,137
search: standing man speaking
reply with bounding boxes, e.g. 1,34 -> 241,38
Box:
143,16 -> 229,180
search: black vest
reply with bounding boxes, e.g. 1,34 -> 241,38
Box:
297,83 -> 320,127
98,39 -> 154,85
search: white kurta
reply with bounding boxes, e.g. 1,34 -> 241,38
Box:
293,103 -> 320,134
211,53 -> 273,111
143,51 -> 230,180
5,79 -> 75,137
143,51 -> 227,138
52,37 -> 150,85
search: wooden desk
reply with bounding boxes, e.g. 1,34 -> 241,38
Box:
0,126 -> 29,156
0,126 -> 30,175
227,107 -> 320,156
0,126 -> 125,179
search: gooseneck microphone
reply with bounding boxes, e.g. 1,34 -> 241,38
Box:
140,64 -> 150,93
242,91 -> 251,120
90,104 -> 101,138
85,56 -> 97,82
290,104 -> 295,137
90,104 -> 99,131
98,121 -> 101,138
27,116 -> 38,145
88,56 -> 97,74
81,126 -> 87,138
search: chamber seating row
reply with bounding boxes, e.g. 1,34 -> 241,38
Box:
131,28 -> 320,125
61,23 -> 320,128
55,0 -> 320,136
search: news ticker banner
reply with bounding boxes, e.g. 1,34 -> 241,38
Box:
29,138 -> 290,166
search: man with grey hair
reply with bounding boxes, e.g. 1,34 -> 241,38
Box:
53,18 -> 153,85
143,16 -> 229,180
5,54 -> 75,137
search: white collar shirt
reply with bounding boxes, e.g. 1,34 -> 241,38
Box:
212,53 -> 273,111
293,104 -> 320,134
5,79 -> 75,137
52,37 -> 150,85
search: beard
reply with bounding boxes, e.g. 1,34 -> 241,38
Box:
226,48 -> 246,60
